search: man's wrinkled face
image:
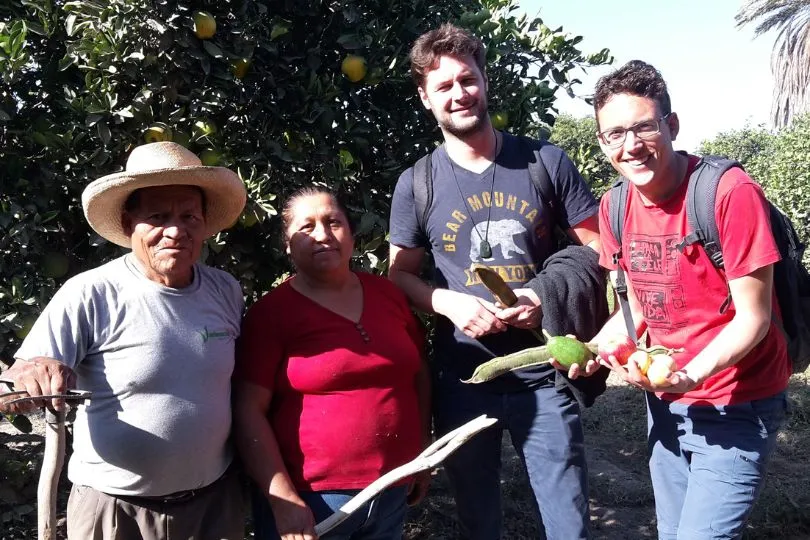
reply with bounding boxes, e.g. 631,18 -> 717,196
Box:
418,54 -> 489,137
122,185 -> 206,287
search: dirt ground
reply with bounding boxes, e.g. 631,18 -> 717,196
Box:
2,372 -> 809,539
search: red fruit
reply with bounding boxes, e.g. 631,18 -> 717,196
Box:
597,334 -> 637,365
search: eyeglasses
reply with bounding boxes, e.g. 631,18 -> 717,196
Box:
597,113 -> 672,148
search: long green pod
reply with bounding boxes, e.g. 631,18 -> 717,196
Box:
465,337 -> 603,384
463,346 -> 554,384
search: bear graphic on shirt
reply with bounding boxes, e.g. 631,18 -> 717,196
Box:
469,219 -> 527,261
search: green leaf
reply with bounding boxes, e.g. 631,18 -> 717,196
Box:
270,23 -> 289,40
97,121 -> 111,146
339,148 -> 354,168
202,41 -> 223,58
65,13 -> 77,36
337,33 -> 361,50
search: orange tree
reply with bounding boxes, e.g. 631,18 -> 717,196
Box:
0,0 -> 610,358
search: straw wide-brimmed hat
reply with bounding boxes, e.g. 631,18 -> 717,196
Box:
82,142 -> 247,247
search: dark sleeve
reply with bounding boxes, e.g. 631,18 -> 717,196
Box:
389,167 -> 428,249
541,143 -> 599,229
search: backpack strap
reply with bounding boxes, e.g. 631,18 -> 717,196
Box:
607,177 -> 638,342
519,136 -> 557,221
675,155 -> 740,269
674,155 -> 741,313
412,152 -> 434,234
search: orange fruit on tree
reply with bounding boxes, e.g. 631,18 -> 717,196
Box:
193,11 -> 216,40
143,122 -> 172,143
231,58 -> 251,79
341,54 -> 367,82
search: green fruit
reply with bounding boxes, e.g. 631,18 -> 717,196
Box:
42,252 -> 69,278
192,119 -> 217,140
491,111 -> 509,130
199,149 -> 222,166
231,58 -> 251,79
193,11 -> 216,40
172,130 -> 191,148
545,333 -> 593,368
240,211 -> 259,227
143,122 -> 173,143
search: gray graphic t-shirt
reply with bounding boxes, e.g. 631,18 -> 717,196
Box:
390,133 -> 598,390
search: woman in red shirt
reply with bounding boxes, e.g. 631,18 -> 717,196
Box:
234,187 -> 431,540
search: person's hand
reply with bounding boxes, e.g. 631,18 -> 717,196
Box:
0,356 -> 76,414
270,496 -> 318,540
598,354 -> 699,393
407,470 -> 431,506
547,336 -> 603,379
550,357 -> 603,379
495,288 -> 541,329
436,291 -> 507,339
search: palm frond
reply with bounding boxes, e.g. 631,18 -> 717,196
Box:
737,0 -> 810,127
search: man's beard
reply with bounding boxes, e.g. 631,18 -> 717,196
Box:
437,101 -> 488,138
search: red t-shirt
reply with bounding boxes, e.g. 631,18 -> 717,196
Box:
599,155 -> 790,405
235,272 -> 424,491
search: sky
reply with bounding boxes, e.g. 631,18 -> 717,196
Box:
518,0 -> 776,151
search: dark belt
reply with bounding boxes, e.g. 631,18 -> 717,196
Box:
110,466 -> 231,506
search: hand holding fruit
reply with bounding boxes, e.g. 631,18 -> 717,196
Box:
596,334 -> 690,391
542,332 -> 602,379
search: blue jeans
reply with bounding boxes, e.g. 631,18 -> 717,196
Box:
252,485 -> 408,540
433,369 -> 590,540
646,391 -> 788,540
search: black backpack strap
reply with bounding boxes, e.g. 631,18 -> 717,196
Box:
519,136 -> 557,221
607,177 -> 637,342
412,152 -> 434,234
675,155 -> 740,269
609,177 -> 629,266
675,155 -> 741,313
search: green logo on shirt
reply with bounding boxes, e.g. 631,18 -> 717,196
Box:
198,327 -> 231,343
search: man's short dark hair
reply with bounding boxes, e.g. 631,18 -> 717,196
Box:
593,60 -> 672,122
409,23 -> 486,88
123,186 -> 208,215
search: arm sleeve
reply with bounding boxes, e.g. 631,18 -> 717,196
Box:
389,167 -> 428,249
228,277 -> 245,338
14,278 -> 92,369
715,171 -> 781,280
234,294 -> 285,389
542,144 -> 599,229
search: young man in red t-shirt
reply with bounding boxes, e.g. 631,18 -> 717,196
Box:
584,60 -> 791,539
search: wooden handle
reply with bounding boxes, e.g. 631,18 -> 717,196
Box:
38,409 -> 65,540
470,263 -> 518,306
314,415 -> 498,536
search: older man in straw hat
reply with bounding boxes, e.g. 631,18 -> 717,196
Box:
0,141 -> 248,539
